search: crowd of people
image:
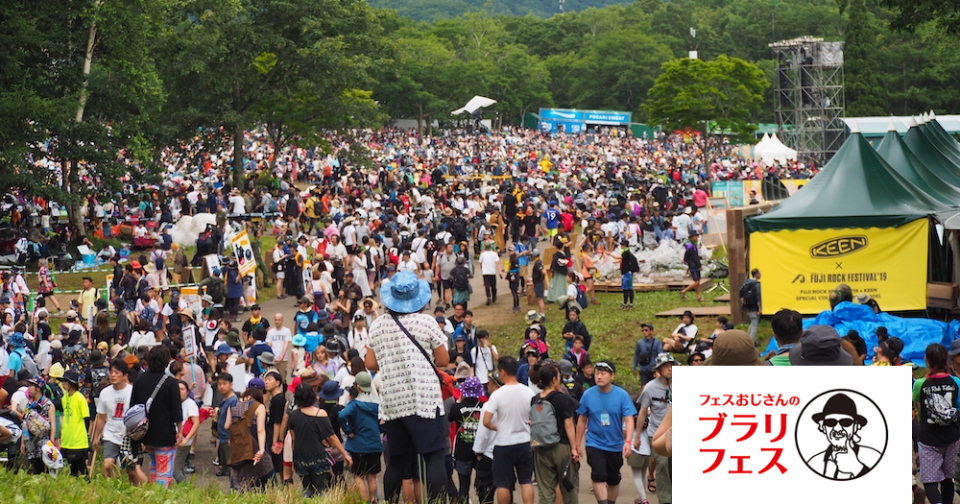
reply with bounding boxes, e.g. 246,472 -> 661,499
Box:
0,124 -> 931,504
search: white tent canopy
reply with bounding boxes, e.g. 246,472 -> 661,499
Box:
753,133 -> 798,164
451,96 -> 496,115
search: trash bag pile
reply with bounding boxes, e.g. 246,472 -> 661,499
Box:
594,240 -> 713,284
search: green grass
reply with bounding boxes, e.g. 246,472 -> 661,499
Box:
0,469 -> 363,504
487,288 -> 773,396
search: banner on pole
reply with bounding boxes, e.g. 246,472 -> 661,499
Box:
230,230 -> 257,278
749,219 -> 928,313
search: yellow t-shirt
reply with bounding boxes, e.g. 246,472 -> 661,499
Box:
79,287 -> 98,321
61,390 -> 90,449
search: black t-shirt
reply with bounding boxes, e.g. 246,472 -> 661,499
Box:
522,215 -> 539,237
287,409 -> 337,462
266,393 -> 286,443
448,398 -> 484,460
541,390 -> 579,445
320,401 -> 343,440
917,374 -> 960,446
561,378 -> 584,402
131,370 -> 183,447
242,317 -> 271,336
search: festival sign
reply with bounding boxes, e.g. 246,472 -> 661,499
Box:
230,230 -> 257,278
749,219 -> 928,313
673,366 -> 911,503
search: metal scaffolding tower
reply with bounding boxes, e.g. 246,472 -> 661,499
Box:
769,36 -> 845,163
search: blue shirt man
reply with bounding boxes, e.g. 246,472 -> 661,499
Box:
575,360 -> 636,501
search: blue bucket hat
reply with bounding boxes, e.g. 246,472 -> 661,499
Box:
319,380 -> 344,401
380,271 -> 432,314
292,334 -> 307,347
8,332 -> 25,349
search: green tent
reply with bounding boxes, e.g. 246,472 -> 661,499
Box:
921,121 -> 960,164
904,125 -> 960,187
929,119 -> 960,157
747,133 -> 951,233
876,129 -> 960,203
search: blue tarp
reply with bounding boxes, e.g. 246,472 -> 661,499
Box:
763,302 -> 953,363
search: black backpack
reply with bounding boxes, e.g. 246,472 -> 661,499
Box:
451,266 -> 470,291
208,279 -> 224,304
740,281 -> 759,310
90,366 -> 110,399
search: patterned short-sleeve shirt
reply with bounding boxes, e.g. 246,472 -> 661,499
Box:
369,312 -> 446,421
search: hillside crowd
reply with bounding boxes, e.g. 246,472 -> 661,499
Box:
0,126 -> 933,504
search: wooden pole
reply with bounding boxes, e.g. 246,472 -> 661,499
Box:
727,201 -> 778,324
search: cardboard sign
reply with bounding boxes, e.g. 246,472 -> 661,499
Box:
182,325 -> 197,359
230,230 -> 257,278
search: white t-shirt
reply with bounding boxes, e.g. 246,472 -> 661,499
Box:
471,345 -> 497,385
398,259 -> 418,274
266,327 -> 292,361
97,384 -> 132,446
368,312 -> 447,421
479,251 -> 500,276
181,398 -> 200,433
485,383 -> 535,446
129,330 -> 157,350
673,323 -> 698,341
229,195 -> 246,214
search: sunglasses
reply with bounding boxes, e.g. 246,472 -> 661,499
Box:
823,418 -> 855,428
595,363 -> 614,373
691,358 -> 703,363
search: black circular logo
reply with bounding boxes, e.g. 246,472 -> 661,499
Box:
794,389 -> 887,481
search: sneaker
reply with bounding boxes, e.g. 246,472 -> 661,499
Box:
213,458 -> 219,466
184,462 -> 195,474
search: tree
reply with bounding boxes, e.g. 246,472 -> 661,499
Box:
843,0 -> 888,115
0,0 -> 167,234
882,0 -> 960,36
645,55 -> 769,139
157,0 -> 386,188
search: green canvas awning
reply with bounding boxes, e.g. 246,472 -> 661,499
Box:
922,120 -> 960,164
929,119 -> 960,158
747,132 -> 951,233
877,129 -> 960,203
904,125 -> 960,187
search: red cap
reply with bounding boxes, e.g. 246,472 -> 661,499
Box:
131,260 -> 142,269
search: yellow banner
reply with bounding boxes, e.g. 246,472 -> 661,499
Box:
749,219 -> 928,314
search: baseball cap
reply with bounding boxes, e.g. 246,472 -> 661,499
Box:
949,339 -> 960,356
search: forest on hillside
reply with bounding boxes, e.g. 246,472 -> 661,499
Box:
370,0 -> 960,129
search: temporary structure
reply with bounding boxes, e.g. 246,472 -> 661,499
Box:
746,125 -> 952,313
753,133 -> 798,165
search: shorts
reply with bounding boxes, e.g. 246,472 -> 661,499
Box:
919,440 -> 960,483
455,457 -> 476,475
442,279 -> 454,290
38,291 -> 56,298
102,440 -> 122,461
534,282 -> 545,299
492,442 -> 534,489
383,414 -> 448,457
347,245 -> 360,255
690,268 -> 702,282
627,451 -> 650,469
585,446 -> 623,486
350,452 -> 382,476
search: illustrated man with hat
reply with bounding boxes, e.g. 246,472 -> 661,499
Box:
805,392 -> 881,479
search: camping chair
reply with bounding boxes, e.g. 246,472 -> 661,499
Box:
706,260 -> 729,293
